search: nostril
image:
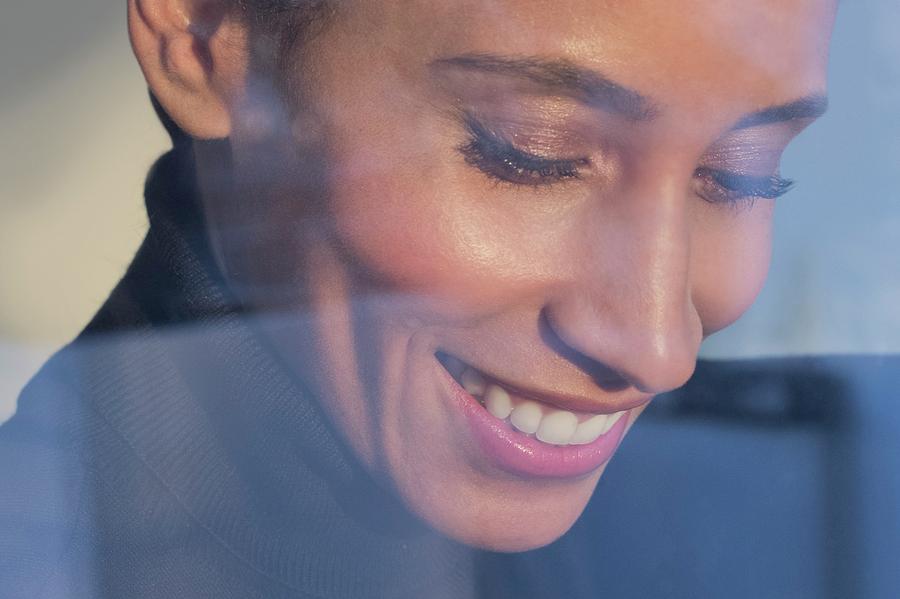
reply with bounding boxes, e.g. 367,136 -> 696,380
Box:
537,308 -> 632,393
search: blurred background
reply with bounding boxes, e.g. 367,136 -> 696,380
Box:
1,0 -> 898,423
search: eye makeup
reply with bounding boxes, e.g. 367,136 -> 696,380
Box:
458,112 -> 592,187
693,167 -> 795,206
454,107 -> 798,208
695,128 -> 801,206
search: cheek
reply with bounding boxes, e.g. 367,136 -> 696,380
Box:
327,176 -> 464,292
692,203 -> 775,335
326,185 -> 531,323
321,138 -> 567,321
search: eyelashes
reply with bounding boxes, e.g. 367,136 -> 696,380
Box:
457,113 -> 795,206
693,167 -> 794,206
458,115 -> 591,187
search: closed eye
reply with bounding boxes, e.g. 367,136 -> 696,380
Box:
457,112 -> 796,207
694,167 -> 795,206
458,114 -> 591,187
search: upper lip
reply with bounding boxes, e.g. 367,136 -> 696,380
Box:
444,353 -> 653,416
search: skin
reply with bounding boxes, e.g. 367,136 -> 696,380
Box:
130,0 -> 835,551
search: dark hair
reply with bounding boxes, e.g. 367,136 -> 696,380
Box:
232,0 -> 330,41
229,1 -> 334,99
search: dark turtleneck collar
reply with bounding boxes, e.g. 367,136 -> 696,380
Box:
69,144 -> 477,598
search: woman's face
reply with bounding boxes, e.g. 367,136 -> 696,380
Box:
207,0 -> 835,550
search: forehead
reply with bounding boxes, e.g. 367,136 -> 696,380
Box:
331,0 -> 835,122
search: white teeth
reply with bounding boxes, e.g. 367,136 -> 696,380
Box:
484,384 -> 513,420
569,414 -> 609,445
603,410 -> 625,433
509,400 -> 543,435
461,367 -> 487,396
536,410 -> 578,445
569,410 -> 626,445
456,362 -> 628,446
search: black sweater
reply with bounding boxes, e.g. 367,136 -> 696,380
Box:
0,147 -> 478,598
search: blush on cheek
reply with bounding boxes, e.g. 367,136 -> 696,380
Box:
324,171 -> 537,321
329,189 -> 459,285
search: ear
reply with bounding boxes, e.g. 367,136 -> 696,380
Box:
128,0 -> 249,139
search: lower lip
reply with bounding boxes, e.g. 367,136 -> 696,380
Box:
440,366 -> 630,479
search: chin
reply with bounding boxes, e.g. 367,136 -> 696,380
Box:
399,461 -> 606,553
465,498 -> 593,553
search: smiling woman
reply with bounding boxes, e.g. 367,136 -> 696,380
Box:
196,0 -> 833,551
0,0 -> 841,597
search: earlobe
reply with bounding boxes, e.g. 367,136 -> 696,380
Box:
128,0 -> 248,139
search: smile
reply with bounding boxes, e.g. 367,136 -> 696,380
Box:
460,363 -> 628,446
436,353 -> 635,479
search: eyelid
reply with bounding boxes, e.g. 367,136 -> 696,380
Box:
694,166 -> 795,205
458,112 -> 592,187
456,110 -> 794,205
461,111 -> 588,161
702,128 -> 796,175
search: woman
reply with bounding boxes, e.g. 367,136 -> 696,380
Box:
1,0 -> 837,597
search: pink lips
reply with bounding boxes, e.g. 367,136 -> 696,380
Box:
440,366 -> 630,479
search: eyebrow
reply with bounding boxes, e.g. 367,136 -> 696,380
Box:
732,95 -> 829,130
432,53 -> 659,121
433,53 -> 828,130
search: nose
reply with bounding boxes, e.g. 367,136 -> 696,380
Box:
543,175 -> 702,395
